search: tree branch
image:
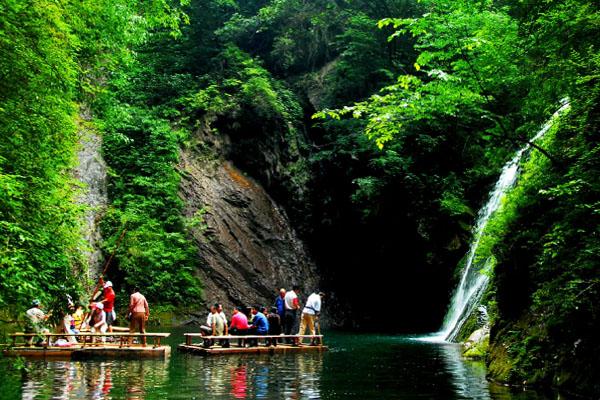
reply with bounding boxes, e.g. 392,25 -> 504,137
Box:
440,17 -> 561,165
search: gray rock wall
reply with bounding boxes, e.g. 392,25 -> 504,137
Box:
179,146 -> 319,314
74,107 -> 107,281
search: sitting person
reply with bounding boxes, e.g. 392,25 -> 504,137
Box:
89,302 -> 107,342
247,305 -> 269,347
266,307 -> 282,346
200,306 -> 215,337
61,305 -> 78,344
229,306 -> 250,346
199,305 -> 228,347
72,305 -> 85,331
210,305 -> 229,348
216,303 -> 227,329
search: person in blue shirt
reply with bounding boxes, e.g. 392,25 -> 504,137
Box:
247,305 -> 269,346
274,288 -> 286,321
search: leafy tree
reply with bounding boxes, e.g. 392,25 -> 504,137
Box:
0,0 -> 193,315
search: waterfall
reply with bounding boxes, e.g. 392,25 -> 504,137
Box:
429,99 -> 570,342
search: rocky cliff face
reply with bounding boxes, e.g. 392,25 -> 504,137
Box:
74,107 -> 107,280
178,138 -> 319,313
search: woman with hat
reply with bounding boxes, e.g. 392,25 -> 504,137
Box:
90,302 -> 108,342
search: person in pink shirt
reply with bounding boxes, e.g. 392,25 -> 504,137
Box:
128,286 -> 149,346
229,306 -> 249,347
229,306 -> 249,333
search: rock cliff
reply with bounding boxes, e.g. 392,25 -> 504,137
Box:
74,107 -> 107,281
178,140 -> 319,313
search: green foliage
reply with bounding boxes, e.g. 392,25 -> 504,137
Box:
312,0 -> 599,393
0,0 -> 85,313
430,0 -> 600,394
186,45 -> 300,120
1,0 -> 195,316
96,94 -> 203,305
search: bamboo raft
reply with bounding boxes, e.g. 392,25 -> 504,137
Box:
178,333 -> 328,355
3,333 -> 171,359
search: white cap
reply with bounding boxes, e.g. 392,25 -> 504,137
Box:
96,302 -> 104,310
103,281 -> 113,289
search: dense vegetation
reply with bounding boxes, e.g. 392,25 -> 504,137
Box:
0,0 -> 196,315
1,0 -> 598,395
1,0 -> 84,313
350,0 -> 598,395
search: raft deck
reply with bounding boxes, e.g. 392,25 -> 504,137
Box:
178,333 -> 328,355
3,333 -> 171,359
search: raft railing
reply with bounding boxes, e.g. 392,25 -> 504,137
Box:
9,332 -> 170,349
183,333 -> 324,347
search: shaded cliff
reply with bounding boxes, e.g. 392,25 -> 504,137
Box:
178,139 -> 319,313
74,107 -> 107,281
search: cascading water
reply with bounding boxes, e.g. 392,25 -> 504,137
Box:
426,99 -> 570,342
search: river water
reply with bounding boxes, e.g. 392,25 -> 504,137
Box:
0,329 -> 562,399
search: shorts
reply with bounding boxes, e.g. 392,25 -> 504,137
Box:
105,310 -> 116,326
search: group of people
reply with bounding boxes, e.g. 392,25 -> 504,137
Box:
200,286 -> 325,346
23,280 -> 151,346
23,281 -> 325,348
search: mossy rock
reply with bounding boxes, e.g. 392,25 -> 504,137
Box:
463,335 -> 489,359
487,340 -> 514,383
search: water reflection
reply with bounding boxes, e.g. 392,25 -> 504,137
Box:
438,342 -> 491,399
3,332 -> 565,399
176,352 -> 323,399
19,358 -> 169,400
438,341 -> 563,400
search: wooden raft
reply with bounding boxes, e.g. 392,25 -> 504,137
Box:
3,333 -> 171,359
178,333 -> 328,355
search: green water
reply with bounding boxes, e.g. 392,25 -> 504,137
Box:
0,329 -> 565,399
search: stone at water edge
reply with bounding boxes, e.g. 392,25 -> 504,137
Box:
462,327 -> 490,359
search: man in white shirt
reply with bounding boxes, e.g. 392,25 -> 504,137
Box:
298,292 -> 325,345
283,285 -> 301,343
25,299 -> 50,346
217,303 -> 228,327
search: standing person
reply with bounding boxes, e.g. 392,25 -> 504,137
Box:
283,285 -> 301,343
24,299 -> 50,346
128,287 -> 149,346
101,281 -> 116,333
298,292 -> 325,345
266,307 -> 282,346
274,288 -> 286,321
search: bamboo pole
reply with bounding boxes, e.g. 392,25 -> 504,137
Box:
78,228 -> 127,329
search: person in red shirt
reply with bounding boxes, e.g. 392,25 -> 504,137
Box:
229,306 -> 249,334
229,306 -> 250,347
101,281 -> 116,333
